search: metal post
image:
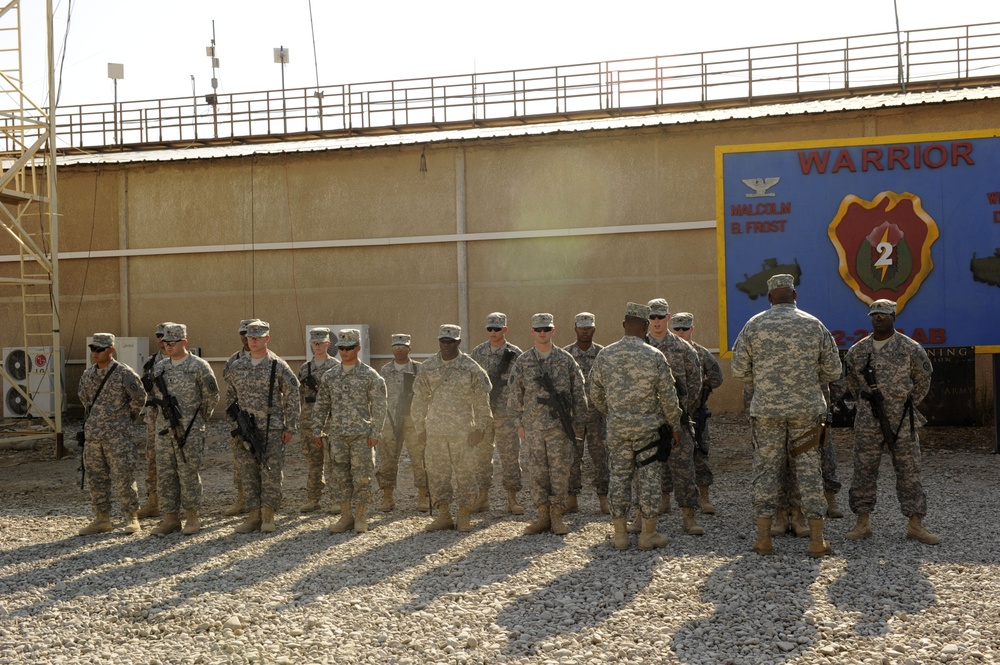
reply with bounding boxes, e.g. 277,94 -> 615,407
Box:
993,353 -> 999,454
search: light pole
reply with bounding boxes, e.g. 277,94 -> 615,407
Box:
274,46 -> 289,133
206,20 -> 220,137
107,62 -> 124,144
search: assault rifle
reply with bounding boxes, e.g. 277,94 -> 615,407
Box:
637,421 -> 674,467
489,348 -> 519,409
860,354 -> 896,451
302,363 -> 319,403
153,373 -> 190,462
692,383 -> 713,455
391,371 -> 416,442
535,368 -> 580,444
227,401 -> 267,469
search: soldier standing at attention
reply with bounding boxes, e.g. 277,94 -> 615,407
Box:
375,334 -> 425,512
843,299 -> 939,545
412,324 -> 493,533
563,312 -> 609,514
77,333 -> 147,536
137,321 -> 172,520
508,313 -> 588,535
226,320 -> 300,534
669,312 -> 724,514
312,329 -> 387,534
731,274 -> 841,557
223,319 -> 253,517
470,313 -> 525,515
297,327 -> 340,513
589,303 -> 682,551
148,324 -> 220,536
645,298 -> 704,536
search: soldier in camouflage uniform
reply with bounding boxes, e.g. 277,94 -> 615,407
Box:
297,327 -> 340,513
645,298 -> 705,536
138,322 -> 172,519
223,320 -> 253,517
563,312 -> 609,514
669,312 -> 724,514
375,334 -> 424,512
411,324 -> 493,533
312,329 -> 387,534
225,320 -> 300,534
470,313 -> 525,515
590,303 -> 682,551
77,333 -> 147,536
508,313 -> 588,535
843,299 -> 939,545
731,274 -> 841,557
148,324 -> 220,536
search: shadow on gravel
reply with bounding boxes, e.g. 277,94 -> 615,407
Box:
671,554 -> 822,664
826,555 -> 937,636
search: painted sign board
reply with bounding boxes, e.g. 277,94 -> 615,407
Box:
716,130 -> 1000,354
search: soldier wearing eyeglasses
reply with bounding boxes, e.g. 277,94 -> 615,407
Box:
297,327 -> 340,513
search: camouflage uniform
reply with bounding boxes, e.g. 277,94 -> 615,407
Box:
312,361 -> 387,507
298,355 -> 341,504
225,350 -> 300,511
224,347 -> 249,497
589,335 -> 683,519
141,347 -> 166,497
731,302 -> 841,520
376,357 -> 424,491
411,351 -> 493,509
564,339 -> 607,495
690,340 -> 723,486
507,347 -> 588,511
151,352 -> 220,513
78,358 -> 146,515
844,332 -> 933,517
471,339 -> 523,493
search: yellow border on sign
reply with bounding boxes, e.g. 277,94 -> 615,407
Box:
715,128 -> 1000,357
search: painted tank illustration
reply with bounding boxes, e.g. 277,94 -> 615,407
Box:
736,258 -> 802,300
970,249 -> 1000,287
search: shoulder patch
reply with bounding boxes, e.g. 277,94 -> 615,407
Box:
124,373 -> 146,399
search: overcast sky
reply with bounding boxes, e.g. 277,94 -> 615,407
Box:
15,0 -> 1000,108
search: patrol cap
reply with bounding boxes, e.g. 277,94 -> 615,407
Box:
162,323 -> 187,342
391,333 -> 411,347
155,321 -> 174,337
245,320 -> 270,337
574,312 -> 595,328
238,319 -> 255,334
89,333 -> 115,350
531,313 -> 554,329
625,302 -> 650,320
439,324 -> 462,341
309,327 -> 331,343
647,298 -> 669,316
485,312 -> 507,328
766,273 -> 796,292
338,329 -> 361,348
868,299 -> 897,316
670,312 -> 694,329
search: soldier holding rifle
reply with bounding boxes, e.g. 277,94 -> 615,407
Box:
375,334 -> 424,512
297,327 -> 339,513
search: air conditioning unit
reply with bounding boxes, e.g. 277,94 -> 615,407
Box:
305,325 -> 371,367
3,347 -> 66,418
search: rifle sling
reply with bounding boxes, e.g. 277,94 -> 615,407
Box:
264,358 -> 278,446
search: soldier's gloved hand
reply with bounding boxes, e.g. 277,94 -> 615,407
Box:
467,430 -> 484,447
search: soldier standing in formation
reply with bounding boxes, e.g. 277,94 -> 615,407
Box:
375,334 -> 425,512
137,321 -> 170,520
644,298 -> 704,536
312,329 -> 387,533
77,333 -> 147,536
669,312 -> 724,514
731,274 -> 840,557
470,313 -> 525,515
507,313 -> 588,535
148,324 -> 220,536
590,303 -> 683,551
297,327 -> 340,513
223,320 -> 253,517
843,299 -> 940,545
563,312 -> 609,514
412,324 -> 493,532
225,320 -> 300,534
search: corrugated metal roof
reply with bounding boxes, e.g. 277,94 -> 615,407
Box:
56,86 -> 1000,167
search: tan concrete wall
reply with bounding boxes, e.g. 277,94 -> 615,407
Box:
3,96 -> 997,413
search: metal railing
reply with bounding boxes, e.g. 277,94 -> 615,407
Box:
22,21 -> 1000,152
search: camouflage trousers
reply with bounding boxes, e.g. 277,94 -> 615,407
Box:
524,425 -> 574,510
326,434 -> 375,506
692,419 -> 713,487
569,413 -> 608,496
750,416 -> 826,520
425,434 -> 477,509
376,419 -> 426,490
774,434 -> 841,510
143,417 -> 158,496
83,434 -> 139,515
477,415 -> 521,492
659,423 -> 699,508
607,434 -> 662,520
155,430 -> 205,513
230,435 -> 243,494
235,432 -> 285,511
299,425 -> 326,503
848,424 -> 927,517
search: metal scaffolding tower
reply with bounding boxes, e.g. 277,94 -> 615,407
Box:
0,1 -> 64,456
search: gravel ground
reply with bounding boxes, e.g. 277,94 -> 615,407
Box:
0,416 -> 998,665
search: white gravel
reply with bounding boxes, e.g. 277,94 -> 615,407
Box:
0,416 -> 997,664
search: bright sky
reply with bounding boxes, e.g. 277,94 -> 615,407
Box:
17,0 -> 1000,108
